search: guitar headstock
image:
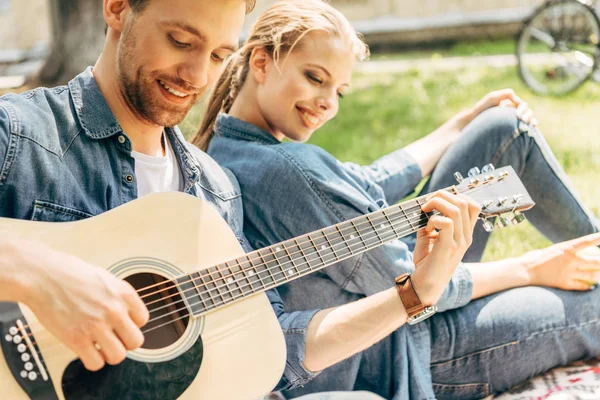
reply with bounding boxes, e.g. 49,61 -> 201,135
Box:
455,164 -> 535,232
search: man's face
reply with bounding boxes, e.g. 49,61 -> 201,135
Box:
116,0 -> 245,127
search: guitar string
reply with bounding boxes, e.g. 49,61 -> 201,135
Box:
23,197 -> 478,363
20,181 -> 493,344
20,195 -> 433,338
20,207 -> 433,362
17,180 -> 501,363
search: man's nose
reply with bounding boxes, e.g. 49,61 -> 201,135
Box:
179,55 -> 210,91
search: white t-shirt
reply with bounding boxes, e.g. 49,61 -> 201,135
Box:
131,134 -> 183,197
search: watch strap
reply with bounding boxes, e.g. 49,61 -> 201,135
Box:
395,273 -> 425,317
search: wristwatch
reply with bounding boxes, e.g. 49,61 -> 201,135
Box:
395,273 -> 437,325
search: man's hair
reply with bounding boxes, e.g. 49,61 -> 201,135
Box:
129,0 -> 256,14
105,0 -> 256,35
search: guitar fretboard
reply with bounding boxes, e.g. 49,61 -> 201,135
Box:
177,198 -> 431,317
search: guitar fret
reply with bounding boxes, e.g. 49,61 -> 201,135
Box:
240,255 -> 266,293
297,236 -> 320,271
255,251 -> 276,287
281,243 -> 301,277
364,214 -> 383,247
292,238 -> 312,274
308,232 -> 337,266
399,204 -> 416,232
214,266 -> 232,303
226,260 -> 245,298
333,224 -> 353,258
350,220 -> 368,252
382,208 -> 400,238
322,227 -> 340,261
271,245 -> 296,280
176,273 -> 207,316
199,269 -> 217,307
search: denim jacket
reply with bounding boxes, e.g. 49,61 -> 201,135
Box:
208,113 -> 474,398
0,68 -> 246,240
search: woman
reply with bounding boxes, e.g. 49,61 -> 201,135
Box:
192,1 -> 600,399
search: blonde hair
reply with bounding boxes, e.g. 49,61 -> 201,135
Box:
191,0 -> 369,151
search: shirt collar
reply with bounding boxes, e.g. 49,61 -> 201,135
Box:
215,112 -> 281,145
68,67 -> 201,188
68,67 -> 123,140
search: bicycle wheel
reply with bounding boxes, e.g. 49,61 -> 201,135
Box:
517,0 -> 600,96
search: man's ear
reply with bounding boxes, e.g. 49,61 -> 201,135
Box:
104,0 -> 130,34
249,47 -> 271,84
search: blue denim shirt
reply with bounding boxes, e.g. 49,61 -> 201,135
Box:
208,113 -> 474,398
0,68 -> 247,242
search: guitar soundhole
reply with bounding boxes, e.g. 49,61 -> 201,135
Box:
124,273 -> 190,350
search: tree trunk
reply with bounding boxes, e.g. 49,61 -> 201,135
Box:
34,0 -> 105,86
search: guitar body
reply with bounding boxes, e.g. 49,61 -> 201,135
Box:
0,193 -> 286,400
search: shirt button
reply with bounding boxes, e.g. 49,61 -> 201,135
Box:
125,175 -> 134,183
118,135 -> 126,144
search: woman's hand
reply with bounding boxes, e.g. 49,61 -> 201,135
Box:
520,232 -> 600,291
410,191 -> 481,305
470,89 -> 538,127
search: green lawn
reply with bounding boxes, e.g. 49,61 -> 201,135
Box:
181,65 -> 600,262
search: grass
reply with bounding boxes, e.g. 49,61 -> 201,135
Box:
369,38 -> 518,61
180,64 -> 600,262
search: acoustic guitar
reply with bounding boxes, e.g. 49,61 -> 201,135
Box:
0,165 -> 533,400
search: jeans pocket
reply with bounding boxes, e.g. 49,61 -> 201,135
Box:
432,381 -> 490,400
31,200 -> 93,222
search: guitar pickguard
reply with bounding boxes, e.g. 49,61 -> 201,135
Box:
61,335 -> 203,400
0,302 -> 58,400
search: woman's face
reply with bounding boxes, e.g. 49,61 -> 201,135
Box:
256,32 -> 355,142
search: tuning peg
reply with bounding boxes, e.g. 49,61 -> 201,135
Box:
511,211 -> 527,225
468,167 -> 481,177
496,216 -> 512,228
482,218 -> 495,232
454,172 -> 464,184
481,164 -> 495,173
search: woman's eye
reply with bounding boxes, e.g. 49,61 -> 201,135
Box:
306,73 -> 322,84
337,92 -> 344,99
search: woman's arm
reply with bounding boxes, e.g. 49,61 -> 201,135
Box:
467,233 -> 600,299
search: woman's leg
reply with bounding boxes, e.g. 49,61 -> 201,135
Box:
421,106 -> 598,261
427,286 -> 600,399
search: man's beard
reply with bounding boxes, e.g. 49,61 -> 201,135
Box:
116,27 -> 202,127
119,67 -> 201,127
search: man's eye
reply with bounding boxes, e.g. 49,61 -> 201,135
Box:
211,53 -> 225,63
169,35 -> 190,48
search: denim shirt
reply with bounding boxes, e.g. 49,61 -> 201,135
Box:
0,68 -> 247,243
208,113 -> 474,397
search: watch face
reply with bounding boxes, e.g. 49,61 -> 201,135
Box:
407,306 -> 438,325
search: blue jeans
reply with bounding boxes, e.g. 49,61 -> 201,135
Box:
422,107 -> 600,399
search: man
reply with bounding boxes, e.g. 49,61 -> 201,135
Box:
0,0 -> 252,372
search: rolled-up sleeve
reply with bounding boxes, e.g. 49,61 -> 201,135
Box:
266,288 -> 322,391
342,148 -> 423,205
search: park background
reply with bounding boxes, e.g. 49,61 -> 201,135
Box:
1,0 -> 598,261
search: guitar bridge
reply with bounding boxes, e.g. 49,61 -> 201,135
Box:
0,302 -> 57,399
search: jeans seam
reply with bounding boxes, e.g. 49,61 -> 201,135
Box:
431,340 -> 518,367
491,126 -> 523,174
431,317 -> 600,368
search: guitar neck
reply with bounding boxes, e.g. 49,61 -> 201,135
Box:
179,195 -> 432,317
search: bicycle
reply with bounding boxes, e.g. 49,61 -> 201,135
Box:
516,0 -> 600,96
